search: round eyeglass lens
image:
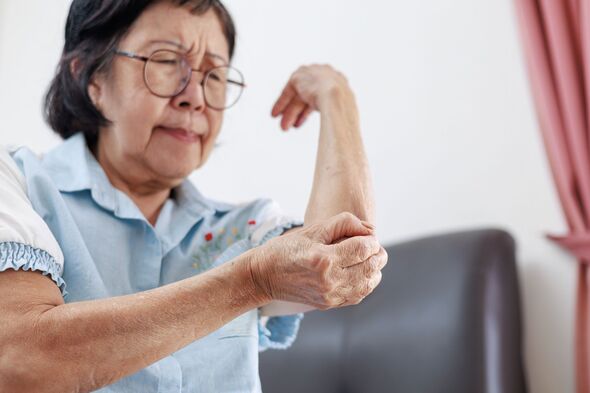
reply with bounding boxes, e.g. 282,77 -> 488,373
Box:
204,66 -> 244,110
145,50 -> 189,97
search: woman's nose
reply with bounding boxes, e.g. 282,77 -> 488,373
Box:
171,72 -> 206,112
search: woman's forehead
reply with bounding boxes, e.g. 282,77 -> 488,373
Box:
123,2 -> 229,61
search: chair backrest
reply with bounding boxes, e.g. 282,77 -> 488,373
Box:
259,229 -> 527,393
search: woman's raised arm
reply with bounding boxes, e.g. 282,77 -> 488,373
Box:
271,65 -> 375,226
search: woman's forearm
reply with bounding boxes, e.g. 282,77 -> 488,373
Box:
304,89 -> 375,225
0,249 -> 265,393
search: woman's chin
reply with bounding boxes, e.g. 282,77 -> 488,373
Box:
148,154 -> 202,183
149,142 -> 203,176
166,163 -> 200,181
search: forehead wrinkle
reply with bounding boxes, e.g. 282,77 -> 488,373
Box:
182,26 -> 215,66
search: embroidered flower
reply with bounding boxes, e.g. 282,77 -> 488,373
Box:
193,219 -> 260,271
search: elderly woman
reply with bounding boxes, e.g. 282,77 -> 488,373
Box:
0,0 -> 387,392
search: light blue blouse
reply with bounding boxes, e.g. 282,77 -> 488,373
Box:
1,133 -> 304,392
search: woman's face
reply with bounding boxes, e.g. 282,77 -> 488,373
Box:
89,2 -> 230,190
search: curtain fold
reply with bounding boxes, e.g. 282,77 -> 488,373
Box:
515,0 -> 590,391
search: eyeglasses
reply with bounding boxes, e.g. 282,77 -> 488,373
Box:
114,49 -> 246,110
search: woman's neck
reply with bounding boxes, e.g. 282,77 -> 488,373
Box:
94,144 -> 172,226
127,188 -> 171,226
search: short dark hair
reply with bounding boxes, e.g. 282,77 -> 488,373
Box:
44,0 -> 236,145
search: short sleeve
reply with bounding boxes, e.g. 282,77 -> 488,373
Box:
0,146 -> 66,296
249,199 -> 304,247
247,199 -> 306,352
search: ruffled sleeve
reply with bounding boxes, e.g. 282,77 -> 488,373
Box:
0,146 -> 66,296
248,199 -> 307,352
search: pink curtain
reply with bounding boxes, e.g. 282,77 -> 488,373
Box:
514,0 -> 590,392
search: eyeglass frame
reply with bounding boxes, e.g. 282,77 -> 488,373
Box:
113,49 -> 246,110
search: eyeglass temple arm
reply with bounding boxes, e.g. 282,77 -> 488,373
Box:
114,50 -> 149,62
228,80 -> 247,88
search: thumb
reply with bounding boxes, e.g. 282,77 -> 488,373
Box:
315,212 -> 375,244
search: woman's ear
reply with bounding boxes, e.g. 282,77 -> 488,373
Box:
70,58 -> 104,111
69,57 -> 80,79
87,76 -> 104,112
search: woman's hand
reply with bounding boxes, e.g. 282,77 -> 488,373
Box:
271,64 -> 354,131
249,212 -> 388,310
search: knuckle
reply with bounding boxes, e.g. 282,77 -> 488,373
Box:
356,241 -> 371,258
320,291 -> 336,306
310,249 -> 332,271
346,212 -> 358,221
370,254 -> 380,269
363,258 -> 375,277
339,211 -> 356,222
371,272 -> 383,290
320,280 -> 336,295
368,258 -> 379,277
379,255 -> 388,270
312,224 -> 331,243
381,248 -> 389,266
362,282 -> 372,297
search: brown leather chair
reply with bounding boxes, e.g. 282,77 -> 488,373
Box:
259,229 -> 527,393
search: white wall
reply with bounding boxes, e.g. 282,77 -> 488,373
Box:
0,1 -> 575,392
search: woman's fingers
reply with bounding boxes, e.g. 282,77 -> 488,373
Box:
271,77 -> 315,130
271,83 -> 296,118
334,248 -> 387,306
345,246 -> 388,274
280,97 -> 308,130
303,247 -> 386,310
333,235 -> 381,267
294,105 -> 313,128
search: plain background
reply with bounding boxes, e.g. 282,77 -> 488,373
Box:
0,1 -> 574,392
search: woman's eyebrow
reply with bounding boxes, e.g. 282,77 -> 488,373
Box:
144,39 -> 188,51
205,52 -> 228,66
142,40 -> 228,64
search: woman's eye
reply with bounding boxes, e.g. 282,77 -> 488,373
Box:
208,69 -> 228,83
208,72 -> 222,82
154,59 -> 180,66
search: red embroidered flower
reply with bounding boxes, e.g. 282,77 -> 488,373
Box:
248,220 -> 256,225
204,232 -> 213,241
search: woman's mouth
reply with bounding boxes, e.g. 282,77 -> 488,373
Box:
156,126 -> 201,144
